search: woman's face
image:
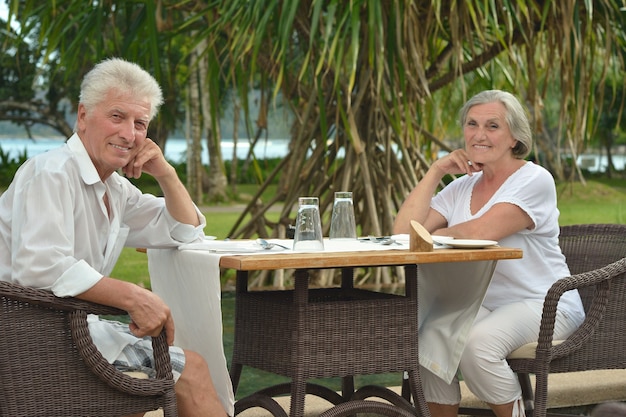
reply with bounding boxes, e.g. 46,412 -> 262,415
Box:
463,101 -> 517,165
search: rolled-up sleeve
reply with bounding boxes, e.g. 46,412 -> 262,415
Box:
120,187 -> 206,248
167,206 -> 207,243
51,259 -> 103,297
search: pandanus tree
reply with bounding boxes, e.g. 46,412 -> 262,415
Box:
205,0 -> 626,287
211,1 -> 626,243
5,1 -> 626,287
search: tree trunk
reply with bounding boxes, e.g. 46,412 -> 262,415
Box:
187,44 -> 204,204
198,43 -> 228,203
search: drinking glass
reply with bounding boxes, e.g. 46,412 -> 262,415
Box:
293,197 -> 324,251
329,191 -> 357,240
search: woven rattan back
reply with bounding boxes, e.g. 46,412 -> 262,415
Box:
0,280 -> 177,417
559,224 -> 626,312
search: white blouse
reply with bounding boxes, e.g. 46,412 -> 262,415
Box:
431,161 -> 585,322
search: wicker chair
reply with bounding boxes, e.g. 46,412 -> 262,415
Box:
458,223 -> 626,417
507,224 -> 626,417
0,280 -> 178,417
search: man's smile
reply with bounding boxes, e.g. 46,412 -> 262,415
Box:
111,143 -> 131,152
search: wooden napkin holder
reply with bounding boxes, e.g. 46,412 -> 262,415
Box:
409,220 -> 434,252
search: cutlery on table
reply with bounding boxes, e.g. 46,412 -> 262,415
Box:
256,238 -> 290,250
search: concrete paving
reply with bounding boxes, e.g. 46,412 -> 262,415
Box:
145,369 -> 626,416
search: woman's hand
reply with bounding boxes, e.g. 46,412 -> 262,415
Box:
432,149 -> 483,177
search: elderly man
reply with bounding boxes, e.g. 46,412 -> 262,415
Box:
0,58 -> 227,417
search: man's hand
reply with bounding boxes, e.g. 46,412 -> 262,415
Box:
126,288 -> 176,345
77,278 -> 176,345
123,138 -> 175,180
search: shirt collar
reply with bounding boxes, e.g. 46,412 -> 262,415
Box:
67,133 -> 103,187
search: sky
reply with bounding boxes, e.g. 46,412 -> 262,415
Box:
0,2 -> 8,21
0,2 -> 18,30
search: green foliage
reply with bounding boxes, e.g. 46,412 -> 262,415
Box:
0,23 -> 37,104
0,146 -> 27,185
124,158 -> 284,196
224,157 -> 283,185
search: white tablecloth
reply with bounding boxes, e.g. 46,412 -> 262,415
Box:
148,248 -> 235,416
417,260 -> 495,382
148,236 -> 497,413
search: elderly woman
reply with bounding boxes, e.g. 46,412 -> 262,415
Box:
393,90 -> 585,417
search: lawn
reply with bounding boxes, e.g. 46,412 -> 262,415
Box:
556,178 -> 626,224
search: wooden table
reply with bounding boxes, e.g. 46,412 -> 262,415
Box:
222,247 -> 522,417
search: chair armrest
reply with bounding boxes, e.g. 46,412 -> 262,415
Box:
0,281 -> 125,316
70,310 -> 175,395
0,281 -> 175,393
535,258 -> 626,360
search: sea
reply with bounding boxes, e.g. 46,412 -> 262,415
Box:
1,137 -> 624,173
0,137 -> 290,164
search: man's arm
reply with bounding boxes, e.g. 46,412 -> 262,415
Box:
76,276 -> 175,345
123,138 -> 200,226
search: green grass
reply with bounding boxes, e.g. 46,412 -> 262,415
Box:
556,179 -> 626,224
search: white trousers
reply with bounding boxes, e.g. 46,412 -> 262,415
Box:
421,300 -> 583,406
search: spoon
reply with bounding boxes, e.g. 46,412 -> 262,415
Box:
256,238 -> 290,250
366,236 -> 401,245
379,237 -> 401,245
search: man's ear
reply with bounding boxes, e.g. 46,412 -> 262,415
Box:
76,103 -> 88,131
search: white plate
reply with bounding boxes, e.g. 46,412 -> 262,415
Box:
445,239 -> 498,249
432,235 -> 454,245
390,234 -> 410,243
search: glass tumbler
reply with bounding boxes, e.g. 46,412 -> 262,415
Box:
293,197 -> 324,251
329,191 -> 357,240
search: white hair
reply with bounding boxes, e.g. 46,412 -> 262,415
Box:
78,58 -> 163,121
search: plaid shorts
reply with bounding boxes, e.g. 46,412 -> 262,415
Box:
103,319 -> 186,381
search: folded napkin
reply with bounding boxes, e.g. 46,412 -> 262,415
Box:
178,239 -> 284,253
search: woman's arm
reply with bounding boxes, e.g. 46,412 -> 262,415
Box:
392,167 -> 445,234
434,202 -> 533,241
393,150 -> 481,234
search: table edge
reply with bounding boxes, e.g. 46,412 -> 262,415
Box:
218,247 -> 523,271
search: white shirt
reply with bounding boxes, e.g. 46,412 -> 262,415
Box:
431,161 -> 585,322
0,134 -> 206,361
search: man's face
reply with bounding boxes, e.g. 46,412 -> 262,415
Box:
76,90 -> 151,180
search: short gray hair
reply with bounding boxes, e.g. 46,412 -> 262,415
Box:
79,58 -> 163,121
458,90 -> 532,159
